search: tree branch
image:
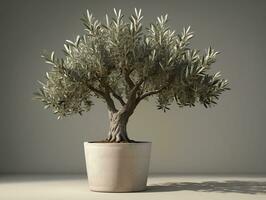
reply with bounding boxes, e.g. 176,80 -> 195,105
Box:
88,84 -> 117,112
137,84 -> 168,103
137,74 -> 176,103
130,79 -> 144,96
88,85 -> 106,97
122,79 -> 144,114
101,82 -> 118,113
125,69 -> 135,89
104,91 -> 118,112
108,86 -> 126,106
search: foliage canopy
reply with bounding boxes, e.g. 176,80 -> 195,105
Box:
35,8 -> 230,119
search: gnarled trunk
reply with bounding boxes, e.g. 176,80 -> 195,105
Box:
106,110 -> 134,143
106,87 -> 139,142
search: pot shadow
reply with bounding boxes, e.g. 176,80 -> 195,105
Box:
146,181 -> 266,194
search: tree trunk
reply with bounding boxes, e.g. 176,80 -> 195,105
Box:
106,110 -> 133,143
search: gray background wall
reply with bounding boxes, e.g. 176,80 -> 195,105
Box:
0,0 -> 265,174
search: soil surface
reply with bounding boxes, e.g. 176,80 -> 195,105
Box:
90,140 -> 145,143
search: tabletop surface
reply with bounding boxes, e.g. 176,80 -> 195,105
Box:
1,174 -> 266,200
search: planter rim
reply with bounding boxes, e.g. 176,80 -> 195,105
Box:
84,141 -> 151,145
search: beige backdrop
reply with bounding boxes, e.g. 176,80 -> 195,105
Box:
0,0 -> 265,173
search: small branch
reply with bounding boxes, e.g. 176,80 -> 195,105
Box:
125,69 -> 135,89
88,84 -> 117,112
102,83 -> 118,113
130,79 -> 144,95
137,74 -> 176,103
88,85 -> 106,97
95,76 -> 119,112
104,92 -> 118,112
123,79 -> 144,113
109,86 -> 126,106
137,84 -> 168,103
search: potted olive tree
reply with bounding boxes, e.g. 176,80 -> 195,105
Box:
34,8 -> 229,192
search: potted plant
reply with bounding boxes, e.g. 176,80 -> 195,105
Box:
34,8 -> 230,192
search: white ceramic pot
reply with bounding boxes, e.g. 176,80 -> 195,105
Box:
84,142 -> 151,192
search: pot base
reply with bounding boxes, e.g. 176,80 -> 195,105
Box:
89,186 -> 147,193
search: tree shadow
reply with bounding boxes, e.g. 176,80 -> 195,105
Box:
146,181 -> 266,194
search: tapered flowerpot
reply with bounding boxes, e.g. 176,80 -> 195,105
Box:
84,142 -> 151,192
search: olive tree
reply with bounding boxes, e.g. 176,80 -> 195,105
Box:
34,9 -> 230,142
